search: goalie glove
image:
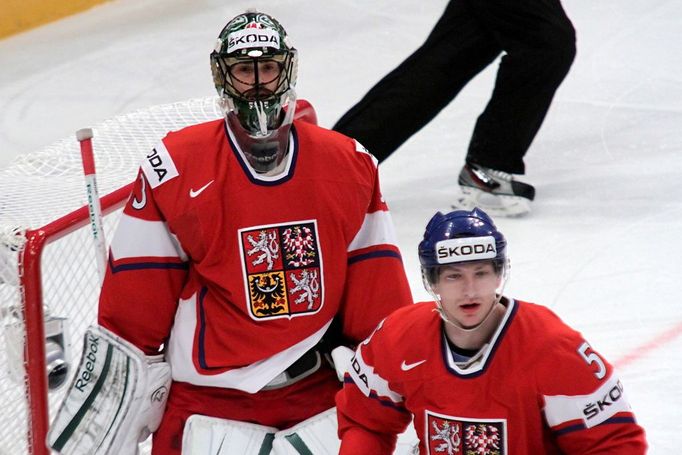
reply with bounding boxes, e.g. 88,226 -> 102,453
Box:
47,325 -> 171,454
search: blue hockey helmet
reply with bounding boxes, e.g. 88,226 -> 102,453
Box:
418,208 -> 507,285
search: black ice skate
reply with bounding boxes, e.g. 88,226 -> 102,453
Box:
454,163 -> 535,217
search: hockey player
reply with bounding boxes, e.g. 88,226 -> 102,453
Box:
336,208 -> 647,453
48,10 -> 412,455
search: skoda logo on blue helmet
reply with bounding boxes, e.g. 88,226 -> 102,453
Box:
435,236 -> 497,264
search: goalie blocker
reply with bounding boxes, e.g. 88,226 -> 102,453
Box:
47,325 -> 171,454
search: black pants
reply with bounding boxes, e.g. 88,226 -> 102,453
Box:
333,0 -> 576,174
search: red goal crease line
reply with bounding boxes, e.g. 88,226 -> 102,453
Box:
613,321 -> 682,369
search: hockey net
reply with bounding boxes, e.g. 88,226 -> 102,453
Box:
0,97 -> 224,455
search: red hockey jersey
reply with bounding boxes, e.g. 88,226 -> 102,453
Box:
337,300 -> 647,454
98,118 -> 412,393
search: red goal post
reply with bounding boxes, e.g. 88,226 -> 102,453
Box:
16,184 -> 133,455
0,97 -> 317,454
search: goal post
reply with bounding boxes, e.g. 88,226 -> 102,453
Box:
18,184 -> 133,455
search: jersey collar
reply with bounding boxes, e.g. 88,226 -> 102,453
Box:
441,298 -> 518,378
224,120 -> 299,186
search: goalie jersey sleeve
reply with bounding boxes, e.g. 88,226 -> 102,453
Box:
337,300 -> 647,454
338,146 -> 412,344
98,118 -> 412,388
98,169 -> 189,354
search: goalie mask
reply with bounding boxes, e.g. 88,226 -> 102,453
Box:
211,11 -> 298,173
418,208 -> 509,329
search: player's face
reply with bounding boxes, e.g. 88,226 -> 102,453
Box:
432,261 -> 501,329
229,59 -> 282,99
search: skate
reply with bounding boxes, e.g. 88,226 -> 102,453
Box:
453,163 -> 535,217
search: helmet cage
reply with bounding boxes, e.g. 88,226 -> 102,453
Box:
212,50 -> 297,136
214,52 -> 294,99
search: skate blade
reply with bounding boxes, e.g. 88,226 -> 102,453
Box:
453,186 -> 532,217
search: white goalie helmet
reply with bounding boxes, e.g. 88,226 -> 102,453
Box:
210,10 -> 298,173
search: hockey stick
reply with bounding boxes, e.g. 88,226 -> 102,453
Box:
77,128 -> 107,285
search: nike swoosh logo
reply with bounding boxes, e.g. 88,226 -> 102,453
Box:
400,359 -> 426,371
189,180 -> 214,198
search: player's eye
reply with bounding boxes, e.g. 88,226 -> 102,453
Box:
443,272 -> 462,281
232,63 -> 255,76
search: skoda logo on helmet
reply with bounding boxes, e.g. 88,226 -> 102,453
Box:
227,28 -> 280,54
435,236 -> 497,264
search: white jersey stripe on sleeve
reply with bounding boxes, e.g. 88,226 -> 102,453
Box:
543,373 -> 632,429
349,348 -> 403,404
110,213 -> 187,261
354,140 -> 378,166
348,211 -> 398,252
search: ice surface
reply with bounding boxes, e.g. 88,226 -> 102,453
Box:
1,0 -> 680,452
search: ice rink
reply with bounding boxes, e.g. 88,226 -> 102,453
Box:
1,0 -> 680,452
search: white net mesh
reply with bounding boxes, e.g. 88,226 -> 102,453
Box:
0,97 -> 222,455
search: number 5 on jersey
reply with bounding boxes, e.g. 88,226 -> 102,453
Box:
578,341 -> 606,379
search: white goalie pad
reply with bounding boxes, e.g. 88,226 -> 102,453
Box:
272,408 -> 339,455
48,325 -> 171,455
182,408 -> 339,455
182,414 -> 278,454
